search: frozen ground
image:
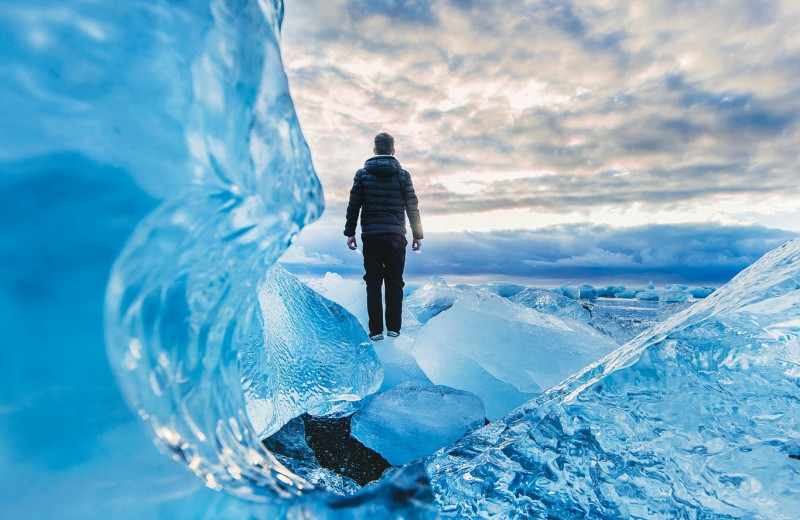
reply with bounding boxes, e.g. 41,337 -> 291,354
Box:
3,0 -> 797,518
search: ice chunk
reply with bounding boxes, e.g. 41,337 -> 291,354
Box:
428,239 -> 800,519
597,285 -> 625,297
552,283 -> 580,299
577,283 -> 598,299
510,288 -> 591,323
589,298 -> 659,343
5,0 -> 440,515
479,281 -> 526,298
243,264 -> 383,438
306,272 -> 370,327
412,291 -> 619,418
636,288 -> 664,301
351,382 -> 485,466
306,273 -> 428,391
615,287 -> 638,298
690,286 -> 716,298
372,334 -> 433,392
660,288 -> 689,303
405,276 -> 461,323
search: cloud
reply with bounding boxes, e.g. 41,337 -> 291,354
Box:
284,209 -> 796,285
282,0 -> 800,238
279,244 -> 343,267
346,0 -> 438,25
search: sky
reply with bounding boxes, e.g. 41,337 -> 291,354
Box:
278,0 -> 800,285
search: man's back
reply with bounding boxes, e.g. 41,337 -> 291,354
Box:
344,155 -> 423,241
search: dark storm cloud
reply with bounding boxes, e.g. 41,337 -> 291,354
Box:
282,215 -> 796,285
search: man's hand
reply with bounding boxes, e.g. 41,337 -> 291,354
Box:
412,238 -> 422,251
347,235 -> 358,250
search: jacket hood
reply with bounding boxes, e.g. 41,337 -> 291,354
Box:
364,155 -> 401,177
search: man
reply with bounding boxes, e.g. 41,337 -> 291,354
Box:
344,133 -> 423,341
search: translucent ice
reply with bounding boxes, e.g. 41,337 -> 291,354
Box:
241,264 -> 383,439
479,281 -> 526,298
405,275 -> 461,323
659,287 -> 689,303
427,239 -> 800,520
690,286 -> 716,298
589,298 -> 660,344
306,272 -> 371,330
3,0 -> 440,516
306,272 -> 429,392
510,288 -> 591,323
412,291 -> 619,419
351,382 -> 485,466
552,283 -> 580,300
578,283 -> 599,299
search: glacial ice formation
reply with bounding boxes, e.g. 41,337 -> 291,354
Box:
478,281 -> 527,298
427,239 -> 800,519
351,382 -> 485,466
242,264 -> 382,439
102,0 -> 329,501
6,0 -> 796,517
412,290 -> 619,419
306,272 -> 429,392
588,298 -> 660,344
405,275 -> 461,323
510,287 -> 591,323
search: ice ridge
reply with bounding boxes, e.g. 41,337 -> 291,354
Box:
427,238 -> 800,519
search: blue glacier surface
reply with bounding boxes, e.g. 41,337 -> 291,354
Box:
3,1 -> 799,519
427,239 -> 800,519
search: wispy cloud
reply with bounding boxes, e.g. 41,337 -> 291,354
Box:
283,0 -> 800,229
283,216 -> 795,285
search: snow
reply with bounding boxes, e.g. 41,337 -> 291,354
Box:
350,382 -> 485,466
412,290 -> 619,419
427,239 -> 800,520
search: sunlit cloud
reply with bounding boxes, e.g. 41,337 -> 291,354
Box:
281,0 -> 800,281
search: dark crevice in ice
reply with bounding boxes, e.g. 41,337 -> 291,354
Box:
300,413 -> 392,487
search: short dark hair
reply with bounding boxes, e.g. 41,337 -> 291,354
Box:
374,133 -> 394,155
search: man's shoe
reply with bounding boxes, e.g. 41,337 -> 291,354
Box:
386,331 -> 399,337
369,333 -> 384,341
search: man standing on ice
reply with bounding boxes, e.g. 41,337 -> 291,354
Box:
344,132 -> 424,341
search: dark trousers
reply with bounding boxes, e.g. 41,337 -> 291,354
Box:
362,234 -> 407,335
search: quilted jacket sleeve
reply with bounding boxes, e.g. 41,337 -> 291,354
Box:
343,169 -> 363,236
403,170 -> 424,240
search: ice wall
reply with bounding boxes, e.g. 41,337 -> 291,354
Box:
427,239 -> 800,519
243,264 -> 382,439
1,0 -> 436,516
103,0 -> 325,500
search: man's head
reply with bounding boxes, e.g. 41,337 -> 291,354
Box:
373,133 -> 395,156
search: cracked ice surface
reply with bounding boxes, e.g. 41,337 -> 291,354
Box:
427,239 -> 800,520
242,264 -> 382,439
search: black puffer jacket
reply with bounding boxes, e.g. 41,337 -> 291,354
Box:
344,156 -> 423,239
